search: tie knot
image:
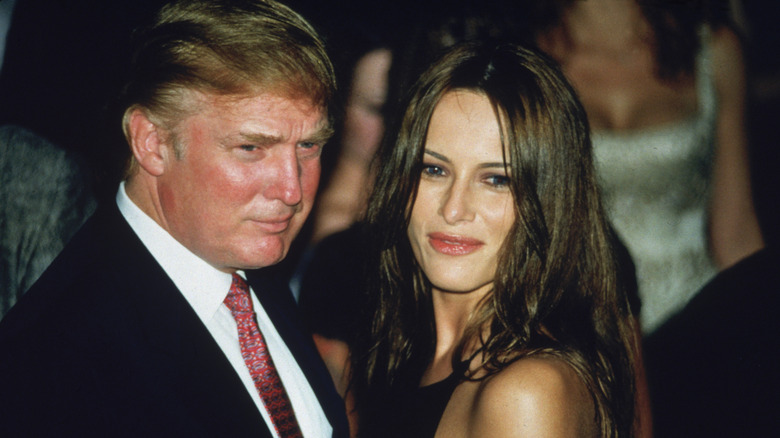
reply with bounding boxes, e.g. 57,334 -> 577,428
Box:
224,273 -> 253,314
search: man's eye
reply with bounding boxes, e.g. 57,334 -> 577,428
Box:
297,142 -> 323,159
239,145 -> 257,152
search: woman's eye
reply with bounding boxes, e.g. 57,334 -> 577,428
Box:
486,174 -> 510,187
422,164 -> 444,177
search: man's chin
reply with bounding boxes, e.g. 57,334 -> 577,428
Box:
242,244 -> 290,270
211,233 -> 296,272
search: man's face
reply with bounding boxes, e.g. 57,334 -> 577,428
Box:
155,91 -> 329,272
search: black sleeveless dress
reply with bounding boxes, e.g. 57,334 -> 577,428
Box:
390,372 -> 461,438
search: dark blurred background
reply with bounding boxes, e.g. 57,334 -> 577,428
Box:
1,0 -> 777,243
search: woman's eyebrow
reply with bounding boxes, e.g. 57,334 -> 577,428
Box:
480,162 -> 508,169
424,149 -> 507,168
424,149 -> 449,162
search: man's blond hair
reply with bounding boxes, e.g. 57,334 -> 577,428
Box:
121,0 -> 336,175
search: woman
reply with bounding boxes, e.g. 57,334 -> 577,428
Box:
527,0 -> 764,334
349,42 -> 637,437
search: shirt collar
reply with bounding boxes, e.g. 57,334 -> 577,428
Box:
116,181 -> 237,322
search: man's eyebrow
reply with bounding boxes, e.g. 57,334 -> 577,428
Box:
304,125 -> 335,145
238,125 -> 335,146
239,132 -> 282,146
424,149 -> 508,168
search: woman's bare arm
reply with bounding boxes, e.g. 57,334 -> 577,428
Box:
709,26 -> 764,268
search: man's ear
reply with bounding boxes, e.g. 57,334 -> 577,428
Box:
128,108 -> 169,177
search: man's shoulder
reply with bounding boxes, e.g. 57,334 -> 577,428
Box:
0,214 -> 134,393
0,205 -> 151,341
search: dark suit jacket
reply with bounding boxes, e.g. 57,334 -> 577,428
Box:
644,247 -> 780,437
0,203 -> 349,437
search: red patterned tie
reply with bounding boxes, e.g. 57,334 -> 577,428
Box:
224,273 -> 304,438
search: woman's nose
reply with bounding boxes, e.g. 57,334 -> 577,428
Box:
440,180 -> 475,224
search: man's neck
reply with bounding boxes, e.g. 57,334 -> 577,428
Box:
124,174 -> 170,234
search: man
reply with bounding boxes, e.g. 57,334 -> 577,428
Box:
0,1 -> 348,437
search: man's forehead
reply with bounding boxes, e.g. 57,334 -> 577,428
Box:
195,88 -> 323,111
185,88 -> 323,122
205,93 -> 331,138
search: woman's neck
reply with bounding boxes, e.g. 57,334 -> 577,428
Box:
422,286 -> 491,385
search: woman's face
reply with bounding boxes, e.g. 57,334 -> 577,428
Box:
341,49 -> 392,164
407,90 -> 516,297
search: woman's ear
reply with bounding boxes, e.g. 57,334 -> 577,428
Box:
127,108 -> 168,177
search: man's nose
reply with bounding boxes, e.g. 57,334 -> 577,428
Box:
263,146 -> 303,206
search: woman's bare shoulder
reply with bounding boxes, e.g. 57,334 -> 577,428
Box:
470,356 -> 597,437
709,25 -> 745,93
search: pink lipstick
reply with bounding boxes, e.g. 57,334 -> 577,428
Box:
428,232 -> 484,256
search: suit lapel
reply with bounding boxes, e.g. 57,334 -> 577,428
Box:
103,206 -> 273,437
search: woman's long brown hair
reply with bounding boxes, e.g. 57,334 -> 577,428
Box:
350,41 -> 637,437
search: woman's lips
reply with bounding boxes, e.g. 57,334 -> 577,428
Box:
428,232 -> 484,256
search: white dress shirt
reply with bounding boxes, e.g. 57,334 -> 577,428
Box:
116,182 -> 332,438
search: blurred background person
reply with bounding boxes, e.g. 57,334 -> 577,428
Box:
0,0 -> 16,74
308,47 -> 390,243
0,0 -> 158,318
525,0 -> 764,335
306,0 -> 395,245
0,0 -> 165,202
287,1 -> 398,396
0,125 -> 96,319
